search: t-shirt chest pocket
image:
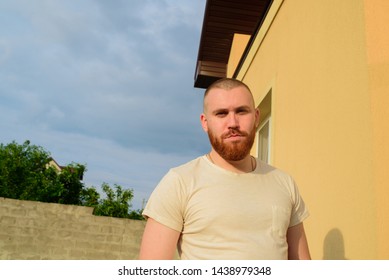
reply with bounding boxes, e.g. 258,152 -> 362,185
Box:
271,205 -> 292,239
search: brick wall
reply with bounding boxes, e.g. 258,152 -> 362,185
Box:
0,197 -> 146,259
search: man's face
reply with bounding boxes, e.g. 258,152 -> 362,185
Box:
201,86 -> 259,161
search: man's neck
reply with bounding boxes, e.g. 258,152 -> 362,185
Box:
208,151 -> 255,174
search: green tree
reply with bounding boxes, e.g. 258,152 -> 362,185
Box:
57,163 -> 86,205
0,140 -> 86,204
93,183 -> 133,218
1,140 -> 144,220
81,184 -> 144,220
80,186 -> 100,207
128,209 -> 144,220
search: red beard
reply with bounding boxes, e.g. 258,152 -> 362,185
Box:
207,126 -> 256,161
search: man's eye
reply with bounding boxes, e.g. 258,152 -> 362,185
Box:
216,112 -> 227,117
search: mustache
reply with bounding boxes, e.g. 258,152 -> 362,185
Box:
222,129 -> 249,139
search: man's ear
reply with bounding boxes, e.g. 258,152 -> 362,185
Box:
200,113 -> 208,132
255,108 -> 260,129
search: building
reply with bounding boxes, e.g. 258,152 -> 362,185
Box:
47,157 -> 65,172
47,157 -> 83,180
195,0 -> 389,259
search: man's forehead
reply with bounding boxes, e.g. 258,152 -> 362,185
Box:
204,86 -> 255,109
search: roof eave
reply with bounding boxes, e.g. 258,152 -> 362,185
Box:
194,0 -> 273,89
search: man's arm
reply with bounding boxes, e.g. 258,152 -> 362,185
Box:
139,217 -> 181,260
287,222 -> 311,260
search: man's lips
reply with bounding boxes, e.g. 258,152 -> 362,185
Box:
226,134 -> 243,138
223,131 -> 247,140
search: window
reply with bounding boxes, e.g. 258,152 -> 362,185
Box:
257,117 -> 271,163
256,89 -> 272,163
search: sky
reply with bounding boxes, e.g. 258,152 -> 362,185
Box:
0,0 -> 210,210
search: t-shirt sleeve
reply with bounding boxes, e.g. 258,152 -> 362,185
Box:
142,169 -> 186,232
289,177 -> 309,227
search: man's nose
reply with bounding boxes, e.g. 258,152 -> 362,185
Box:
227,113 -> 239,129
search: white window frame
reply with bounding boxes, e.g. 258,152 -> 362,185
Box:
257,116 -> 271,163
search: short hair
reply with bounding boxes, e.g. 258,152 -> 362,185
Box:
204,78 -> 252,99
203,78 -> 254,112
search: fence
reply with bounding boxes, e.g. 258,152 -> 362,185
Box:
0,197 -> 145,259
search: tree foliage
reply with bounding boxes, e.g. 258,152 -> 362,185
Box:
0,140 -> 144,220
0,140 -> 70,202
80,184 -> 144,220
58,163 -> 86,205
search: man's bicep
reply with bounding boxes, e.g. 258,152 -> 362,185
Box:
139,217 -> 181,260
287,222 -> 311,260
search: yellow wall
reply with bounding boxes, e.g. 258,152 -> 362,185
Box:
229,0 -> 389,259
364,0 -> 389,259
227,34 -> 250,78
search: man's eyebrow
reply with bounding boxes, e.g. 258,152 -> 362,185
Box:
211,108 -> 229,115
211,105 -> 252,114
235,105 -> 251,111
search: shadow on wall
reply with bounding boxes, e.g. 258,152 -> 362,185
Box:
323,228 -> 348,260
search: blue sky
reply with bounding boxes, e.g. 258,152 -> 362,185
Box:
0,0 -> 210,209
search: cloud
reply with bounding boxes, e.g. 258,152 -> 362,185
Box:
0,0 -> 209,209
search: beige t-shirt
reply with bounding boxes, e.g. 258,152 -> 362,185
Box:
143,156 -> 309,260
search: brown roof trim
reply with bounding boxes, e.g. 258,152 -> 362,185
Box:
194,0 -> 273,89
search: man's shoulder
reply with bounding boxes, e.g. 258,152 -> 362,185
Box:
171,155 -> 206,174
255,159 -> 294,181
159,156 -> 207,187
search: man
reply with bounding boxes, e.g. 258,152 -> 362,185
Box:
139,78 -> 310,260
